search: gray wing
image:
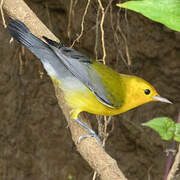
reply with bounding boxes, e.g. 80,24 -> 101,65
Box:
43,37 -> 115,108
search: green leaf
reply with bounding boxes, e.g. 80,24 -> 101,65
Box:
174,123 -> 180,142
142,117 -> 175,140
117,0 -> 180,32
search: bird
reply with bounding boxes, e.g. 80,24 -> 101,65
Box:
8,19 -> 172,143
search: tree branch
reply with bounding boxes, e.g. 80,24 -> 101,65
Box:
3,0 -> 127,179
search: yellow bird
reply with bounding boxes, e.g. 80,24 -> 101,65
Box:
8,19 -> 172,143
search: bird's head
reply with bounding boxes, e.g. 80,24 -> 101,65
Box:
122,75 -> 172,112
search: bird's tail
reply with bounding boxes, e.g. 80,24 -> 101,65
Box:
8,19 -> 50,52
8,19 -> 68,80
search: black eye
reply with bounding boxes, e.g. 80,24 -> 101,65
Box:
144,89 -> 151,95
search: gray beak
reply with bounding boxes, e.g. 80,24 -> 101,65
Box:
152,95 -> 172,104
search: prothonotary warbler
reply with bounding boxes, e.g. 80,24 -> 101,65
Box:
8,19 -> 172,143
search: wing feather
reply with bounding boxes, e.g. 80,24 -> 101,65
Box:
43,37 -> 120,108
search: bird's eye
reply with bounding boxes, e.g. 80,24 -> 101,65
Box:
144,89 -> 151,95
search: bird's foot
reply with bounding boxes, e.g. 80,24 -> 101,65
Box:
78,133 -> 102,145
75,119 -> 102,145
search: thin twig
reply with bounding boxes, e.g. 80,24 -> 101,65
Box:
110,6 -> 127,66
116,11 -> 131,66
94,6 -> 100,60
83,0 -> 113,37
67,0 -> 73,40
97,0 -> 106,64
97,115 -> 104,139
147,165 -> 153,180
124,9 -> 131,66
94,0 -> 113,61
18,46 -> 24,75
45,2 -> 53,31
71,0 -> 91,47
102,116 -> 108,146
92,171 -> 97,180
0,0 -> 6,28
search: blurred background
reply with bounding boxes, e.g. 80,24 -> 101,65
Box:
0,0 -> 179,179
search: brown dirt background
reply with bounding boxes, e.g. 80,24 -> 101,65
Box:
0,0 -> 180,179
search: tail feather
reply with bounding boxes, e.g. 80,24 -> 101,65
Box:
8,19 -> 68,79
8,19 -> 49,51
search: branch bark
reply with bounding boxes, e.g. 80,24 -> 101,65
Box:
3,0 -> 127,179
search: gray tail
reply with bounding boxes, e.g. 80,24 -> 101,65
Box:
8,19 -> 49,49
8,19 -> 53,61
8,19 -> 70,80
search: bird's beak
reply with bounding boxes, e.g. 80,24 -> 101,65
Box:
152,95 -> 172,104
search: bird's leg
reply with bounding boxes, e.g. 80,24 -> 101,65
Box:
75,118 -> 102,145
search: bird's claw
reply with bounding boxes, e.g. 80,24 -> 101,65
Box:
75,118 -> 102,145
77,133 -> 102,145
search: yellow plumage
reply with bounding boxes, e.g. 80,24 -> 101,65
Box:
52,60 -> 159,119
